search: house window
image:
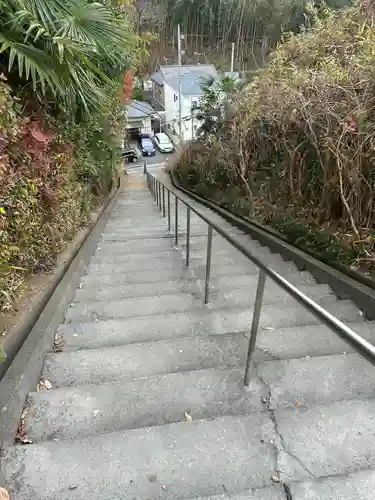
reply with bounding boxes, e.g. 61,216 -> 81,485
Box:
192,100 -> 198,109
174,94 -> 178,102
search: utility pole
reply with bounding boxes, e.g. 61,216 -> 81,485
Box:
191,108 -> 194,141
177,24 -> 183,143
230,42 -> 235,74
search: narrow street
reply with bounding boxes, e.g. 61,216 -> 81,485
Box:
126,140 -> 173,172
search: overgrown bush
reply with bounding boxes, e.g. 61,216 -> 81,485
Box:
175,3 -> 375,275
0,78 -> 120,313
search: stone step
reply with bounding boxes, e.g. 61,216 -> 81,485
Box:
76,277 -> 195,301
64,291 -> 361,324
190,470 -> 375,500
43,333 -> 259,388
210,270 -> 317,288
88,244 -> 270,265
86,251 -> 296,275
4,401 -> 375,499
65,292 -> 200,322
94,236 -> 176,254
27,353 -> 375,444
25,367 -> 264,442
80,265 -> 313,290
84,256 -> 228,275
81,265 -> 193,288
254,321 -> 375,359
60,298 -> 364,353
274,399 -> 375,483
288,469 -> 375,500
73,280 -> 335,308
190,257 -> 299,277
191,486 -> 285,500
192,262 -> 304,281
100,229 -> 208,242
1,413 -> 277,500
258,352 -> 375,409
74,277 -> 327,303
75,270 -> 318,302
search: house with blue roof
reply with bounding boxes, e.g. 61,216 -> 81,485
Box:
151,64 -> 217,141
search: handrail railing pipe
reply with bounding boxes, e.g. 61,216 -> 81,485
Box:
186,206 -> 191,266
175,197 -> 179,246
244,270 -> 266,386
162,185 -> 166,218
168,190 -> 171,231
146,172 -> 375,386
204,226 -> 213,304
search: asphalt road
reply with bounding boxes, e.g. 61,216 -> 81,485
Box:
125,141 -> 173,172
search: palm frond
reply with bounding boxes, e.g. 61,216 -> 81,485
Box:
0,0 -> 137,111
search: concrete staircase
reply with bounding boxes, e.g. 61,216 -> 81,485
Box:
2,171 -> 375,499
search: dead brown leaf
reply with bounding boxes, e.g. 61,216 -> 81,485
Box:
184,411 -> 193,422
37,379 -> 52,391
53,333 -> 65,353
0,487 -> 10,500
15,421 -> 32,445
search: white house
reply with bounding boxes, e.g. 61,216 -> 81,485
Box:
151,64 -> 217,142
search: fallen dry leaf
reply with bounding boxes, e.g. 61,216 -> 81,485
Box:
20,408 -> 28,421
15,421 -> 33,445
184,411 -> 193,422
0,487 -> 10,500
53,333 -> 65,353
271,475 -> 280,483
37,379 -> 52,392
44,380 -> 52,390
295,401 -> 302,407
15,423 -> 26,439
18,438 -> 33,445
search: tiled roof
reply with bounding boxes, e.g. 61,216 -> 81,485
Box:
127,100 -> 154,118
151,64 -> 217,96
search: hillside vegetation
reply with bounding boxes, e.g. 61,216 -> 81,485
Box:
174,3 -> 375,276
139,0 -> 352,70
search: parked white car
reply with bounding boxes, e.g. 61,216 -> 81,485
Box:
153,133 -> 174,153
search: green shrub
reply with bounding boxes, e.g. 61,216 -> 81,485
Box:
174,3 -> 375,276
0,79 -> 120,313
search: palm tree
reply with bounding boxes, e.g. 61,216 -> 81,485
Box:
0,0 -> 139,112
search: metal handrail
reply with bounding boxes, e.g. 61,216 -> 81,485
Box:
146,171 -> 375,386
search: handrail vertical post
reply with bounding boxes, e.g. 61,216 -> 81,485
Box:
167,190 -> 171,231
204,226 -> 213,304
175,196 -> 178,245
186,206 -> 191,266
162,185 -> 166,217
156,180 -> 158,205
159,183 -> 162,211
244,270 -> 266,386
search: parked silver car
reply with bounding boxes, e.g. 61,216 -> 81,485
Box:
153,133 -> 174,153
